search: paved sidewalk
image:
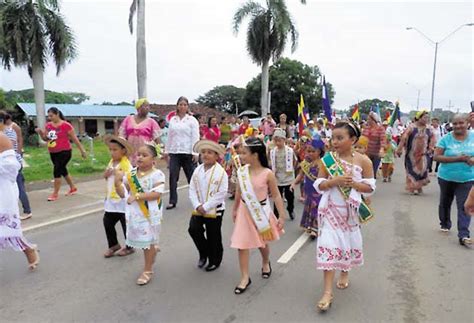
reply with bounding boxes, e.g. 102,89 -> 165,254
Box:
21,168 -> 190,231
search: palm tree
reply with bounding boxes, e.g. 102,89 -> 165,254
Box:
233,0 -> 306,116
128,0 -> 147,98
0,0 -> 77,131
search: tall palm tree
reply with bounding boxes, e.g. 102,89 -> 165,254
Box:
233,0 -> 306,116
0,0 -> 77,130
129,0 -> 147,98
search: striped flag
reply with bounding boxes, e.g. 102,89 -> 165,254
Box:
322,76 -> 332,122
351,104 -> 360,122
298,94 -> 308,136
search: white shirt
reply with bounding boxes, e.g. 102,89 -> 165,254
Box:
189,163 -> 228,214
104,161 -> 132,213
431,125 -> 443,144
165,114 -> 200,155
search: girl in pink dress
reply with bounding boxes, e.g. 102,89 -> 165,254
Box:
118,99 -> 161,165
230,137 -> 286,294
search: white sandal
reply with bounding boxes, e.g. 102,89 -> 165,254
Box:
136,271 -> 154,286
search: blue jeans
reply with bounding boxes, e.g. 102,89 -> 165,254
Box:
438,178 -> 473,239
369,155 -> 381,179
17,167 -> 32,214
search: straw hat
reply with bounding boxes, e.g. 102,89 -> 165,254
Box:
103,135 -> 135,156
193,139 -> 225,157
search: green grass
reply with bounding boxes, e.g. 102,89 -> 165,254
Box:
23,139 -> 110,182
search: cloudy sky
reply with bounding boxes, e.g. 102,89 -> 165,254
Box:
1,0 -> 472,113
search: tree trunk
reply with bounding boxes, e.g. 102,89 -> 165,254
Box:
31,65 -> 46,131
260,60 -> 270,117
136,0 -> 147,98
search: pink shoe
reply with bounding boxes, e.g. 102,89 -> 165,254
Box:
47,194 -> 59,201
65,187 -> 78,196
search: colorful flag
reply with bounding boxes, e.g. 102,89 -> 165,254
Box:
351,104 -> 360,122
384,110 -> 391,122
297,94 -> 307,136
389,101 -> 401,127
322,76 -> 332,122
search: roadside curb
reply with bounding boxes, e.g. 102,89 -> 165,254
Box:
23,185 -> 189,233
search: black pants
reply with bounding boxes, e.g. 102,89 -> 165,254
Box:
50,150 -> 72,178
103,211 -> 129,248
169,154 -> 196,205
188,214 -> 223,266
274,185 -> 294,219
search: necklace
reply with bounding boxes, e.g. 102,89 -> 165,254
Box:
138,167 -> 154,177
334,151 -> 355,176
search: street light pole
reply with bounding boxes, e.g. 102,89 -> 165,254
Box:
429,42 -> 438,115
405,82 -> 421,111
406,23 -> 473,116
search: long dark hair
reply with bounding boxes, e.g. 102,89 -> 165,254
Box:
47,107 -> 65,121
245,137 -> 270,169
207,116 -> 216,128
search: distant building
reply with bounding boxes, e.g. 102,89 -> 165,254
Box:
15,103 -> 154,136
15,102 -> 231,136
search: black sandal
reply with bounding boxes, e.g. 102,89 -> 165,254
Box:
166,204 -> 176,210
234,278 -> 251,294
261,262 -> 272,279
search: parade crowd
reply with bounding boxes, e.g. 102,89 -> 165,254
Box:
1,98 -> 473,313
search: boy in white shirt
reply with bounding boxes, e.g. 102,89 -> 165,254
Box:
189,140 -> 228,272
102,135 -> 134,258
270,128 -> 297,220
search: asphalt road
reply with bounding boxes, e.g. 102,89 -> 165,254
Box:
1,162 -> 473,323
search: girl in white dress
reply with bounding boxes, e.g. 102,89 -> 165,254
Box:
0,132 -> 39,270
115,145 -> 165,285
313,121 -> 376,311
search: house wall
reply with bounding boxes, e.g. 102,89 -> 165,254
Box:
97,120 -> 105,135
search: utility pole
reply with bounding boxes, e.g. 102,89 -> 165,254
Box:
446,100 -> 454,122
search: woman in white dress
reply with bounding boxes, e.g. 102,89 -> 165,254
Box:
0,131 -> 39,270
314,121 -> 376,311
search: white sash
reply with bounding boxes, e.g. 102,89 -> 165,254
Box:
237,165 -> 273,240
192,164 -> 225,218
270,146 -> 293,173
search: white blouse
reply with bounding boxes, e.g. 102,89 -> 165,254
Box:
165,114 -> 200,155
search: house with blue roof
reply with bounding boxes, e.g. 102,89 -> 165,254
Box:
15,103 -> 155,136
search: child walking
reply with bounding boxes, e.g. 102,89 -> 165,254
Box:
270,128 -> 297,220
314,121 -> 376,312
102,135 -> 134,258
290,138 -> 325,239
114,144 -> 165,286
188,140 -> 228,272
381,132 -> 396,182
231,137 -> 286,294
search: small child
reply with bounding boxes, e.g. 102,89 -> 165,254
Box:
227,137 -> 244,200
114,144 -> 165,286
381,133 -> 396,182
294,135 -> 309,202
270,128 -> 297,220
188,140 -> 229,272
354,135 -> 369,155
290,138 -> 325,239
102,135 -> 134,258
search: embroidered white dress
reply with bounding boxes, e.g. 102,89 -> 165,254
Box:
314,160 -> 376,271
0,150 -> 33,251
124,169 -> 165,249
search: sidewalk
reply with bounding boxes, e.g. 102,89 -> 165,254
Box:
22,168 -> 190,232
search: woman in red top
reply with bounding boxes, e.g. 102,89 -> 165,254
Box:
202,116 -> 221,143
36,107 -> 87,201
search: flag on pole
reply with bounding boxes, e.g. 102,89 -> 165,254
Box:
297,94 -> 308,136
351,104 -> 360,122
384,110 -> 391,122
322,76 -> 332,123
389,101 -> 401,127
374,103 -> 381,121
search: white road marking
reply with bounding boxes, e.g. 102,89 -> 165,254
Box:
23,184 -> 189,232
277,232 -> 310,264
